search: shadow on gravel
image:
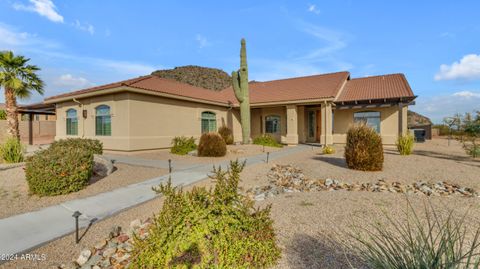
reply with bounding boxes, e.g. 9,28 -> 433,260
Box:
286,234 -> 366,269
384,149 -> 480,168
311,156 -> 348,168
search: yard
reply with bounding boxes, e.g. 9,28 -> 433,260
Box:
1,138 -> 479,268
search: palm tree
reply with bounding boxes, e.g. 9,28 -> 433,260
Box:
0,51 -> 44,139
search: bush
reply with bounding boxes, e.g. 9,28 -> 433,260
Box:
396,133 -> 415,155
50,138 -> 103,155
344,200 -> 480,269
131,160 -> 281,268
197,132 -> 227,157
253,134 -> 283,148
218,126 -> 234,145
25,146 -> 94,196
171,136 -> 197,155
322,145 -> 335,154
0,110 -> 6,120
344,124 -> 384,171
0,137 -> 24,163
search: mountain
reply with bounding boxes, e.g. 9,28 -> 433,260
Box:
151,65 -> 231,91
408,110 -> 432,127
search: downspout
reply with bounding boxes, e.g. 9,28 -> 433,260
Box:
72,98 -> 85,137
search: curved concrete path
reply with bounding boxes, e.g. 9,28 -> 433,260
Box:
0,145 -> 308,258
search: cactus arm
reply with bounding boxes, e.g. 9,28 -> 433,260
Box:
231,71 -> 244,102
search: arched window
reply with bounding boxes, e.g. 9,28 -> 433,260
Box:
354,111 -> 381,133
96,105 -> 111,136
265,115 -> 281,134
66,109 -> 78,135
201,111 -> 217,133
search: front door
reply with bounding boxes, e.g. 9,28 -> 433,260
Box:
307,110 -> 317,142
316,110 -> 322,142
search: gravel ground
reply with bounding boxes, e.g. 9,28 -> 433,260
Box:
0,164 -> 167,219
2,138 -> 479,268
109,144 -> 282,164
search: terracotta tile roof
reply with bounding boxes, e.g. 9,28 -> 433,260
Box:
336,73 -> 415,102
246,71 -> 350,104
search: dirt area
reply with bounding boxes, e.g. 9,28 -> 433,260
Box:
109,144 -> 282,164
0,164 -> 167,219
2,138 -> 479,268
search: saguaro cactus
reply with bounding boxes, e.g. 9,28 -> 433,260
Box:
232,38 -> 251,144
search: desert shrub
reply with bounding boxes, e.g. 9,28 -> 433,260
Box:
344,200 -> 480,269
322,145 -> 335,154
218,126 -> 234,145
131,160 -> 281,268
0,110 -> 6,120
0,137 -> 24,163
25,146 -> 94,196
50,138 -> 103,155
197,132 -> 227,157
344,124 -> 384,171
253,134 -> 283,148
170,136 -> 197,155
396,133 -> 415,155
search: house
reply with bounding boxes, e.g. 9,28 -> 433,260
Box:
44,71 -> 416,151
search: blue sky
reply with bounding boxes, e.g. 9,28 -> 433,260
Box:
1,0 -> 479,122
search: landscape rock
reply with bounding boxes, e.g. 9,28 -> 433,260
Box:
245,164 -> 479,200
93,154 -> 114,177
76,249 -> 91,266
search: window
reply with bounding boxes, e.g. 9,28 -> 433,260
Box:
66,109 -> 78,135
96,105 -> 111,136
265,115 -> 281,134
35,114 -> 40,121
354,111 -> 381,133
201,111 -> 217,133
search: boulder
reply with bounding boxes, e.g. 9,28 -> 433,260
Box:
93,155 -> 114,177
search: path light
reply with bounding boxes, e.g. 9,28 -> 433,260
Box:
72,211 -> 81,244
168,159 -> 172,173
266,152 -> 270,163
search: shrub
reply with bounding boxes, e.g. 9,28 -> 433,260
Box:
344,124 -> 384,171
218,126 -> 234,145
131,160 -> 281,268
396,133 -> 415,155
344,200 -> 480,269
0,109 -> 6,120
197,132 -> 227,157
25,146 -> 94,196
0,137 -> 24,163
322,145 -> 335,154
253,134 -> 283,148
170,136 -> 197,155
50,138 -> 103,155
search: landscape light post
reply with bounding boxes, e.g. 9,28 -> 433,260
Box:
72,211 -> 81,244
168,159 -> 172,173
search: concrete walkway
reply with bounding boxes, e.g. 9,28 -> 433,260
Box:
0,145 -> 308,257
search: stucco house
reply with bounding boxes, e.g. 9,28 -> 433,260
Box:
44,71 -> 416,151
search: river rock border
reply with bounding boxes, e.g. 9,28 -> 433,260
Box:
245,164 -> 478,201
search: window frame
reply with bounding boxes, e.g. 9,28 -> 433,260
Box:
66,109 -> 78,136
95,105 -> 112,136
265,115 -> 281,134
353,111 -> 381,133
201,111 -> 217,133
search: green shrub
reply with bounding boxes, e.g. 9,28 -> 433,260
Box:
25,146 -> 94,196
0,110 -> 6,120
0,137 -> 25,163
322,145 -> 335,154
170,136 -> 197,155
396,133 -> 415,155
50,138 -> 103,155
344,200 -> 480,269
344,124 -> 384,171
131,160 -> 281,268
218,126 -> 234,145
253,134 -> 283,148
197,132 -> 227,157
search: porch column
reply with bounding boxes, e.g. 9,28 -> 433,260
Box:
297,106 -> 306,143
398,103 -> 408,135
286,105 -> 298,145
320,102 -> 333,145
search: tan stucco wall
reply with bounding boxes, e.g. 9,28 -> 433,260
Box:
55,91 -> 241,151
332,105 -> 407,145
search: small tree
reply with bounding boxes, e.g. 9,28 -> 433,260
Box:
443,114 -> 461,146
458,111 -> 480,158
